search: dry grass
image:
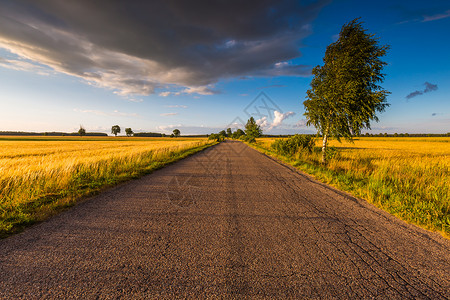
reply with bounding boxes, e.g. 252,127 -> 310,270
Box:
0,136 -> 214,237
254,137 -> 449,237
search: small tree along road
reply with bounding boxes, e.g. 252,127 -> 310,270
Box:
173,129 -> 180,137
244,117 -> 262,143
111,125 -> 121,137
304,19 -> 390,164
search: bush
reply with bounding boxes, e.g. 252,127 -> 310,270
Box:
240,135 -> 255,143
271,134 -> 314,156
208,133 -> 224,142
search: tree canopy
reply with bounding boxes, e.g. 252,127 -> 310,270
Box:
78,125 -> 86,137
111,125 -> 121,137
303,19 -> 390,164
172,129 -> 180,137
125,128 -> 133,137
244,117 -> 262,142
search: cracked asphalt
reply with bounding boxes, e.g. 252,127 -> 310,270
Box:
1,140 -> 449,299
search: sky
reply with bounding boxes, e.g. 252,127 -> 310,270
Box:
0,0 -> 449,135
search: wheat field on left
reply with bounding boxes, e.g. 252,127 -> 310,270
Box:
0,136 -> 213,237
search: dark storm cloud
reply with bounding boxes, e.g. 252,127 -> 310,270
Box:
406,82 -> 438,100
0,0 -> 328,96
424,82 -> 438,93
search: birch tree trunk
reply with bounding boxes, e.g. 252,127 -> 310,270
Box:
321,132 -> 328,165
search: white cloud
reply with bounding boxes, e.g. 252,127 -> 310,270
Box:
159,86 -> 220,97
268,111 -> 295,130
158,91 -> 172,97
256,116 -> 269,128
293,119 -> 307,128
182,86 -> 219,95
160,112 -> 178,116
0,57 -> 51,76
255,111 -> 296,130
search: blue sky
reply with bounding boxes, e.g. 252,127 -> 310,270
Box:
0,0 -> 449,135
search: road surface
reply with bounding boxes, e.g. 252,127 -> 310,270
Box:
1,141 -> 449,299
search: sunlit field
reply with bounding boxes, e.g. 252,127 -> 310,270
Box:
255,137 -> 449,236
0,136 -> 214,237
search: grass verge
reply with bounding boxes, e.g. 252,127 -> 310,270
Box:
247,138 -> 449,239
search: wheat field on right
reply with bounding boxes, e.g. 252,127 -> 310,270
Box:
256,137 -> 449,236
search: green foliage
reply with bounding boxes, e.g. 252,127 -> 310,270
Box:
303,18 -> 390,164
125,128 -> 133,137
240,135 -> 255,143
111,125 -> 121,136
78,126 -> 86,137
244,117 -> 262,142
226,128 -> 232,137
173,129 -> 180,137
218,130 -> 227,137
134,132 -> 163,137
231,129 -> 245,139
208,133 -> 224,142
271,135 -> 314,156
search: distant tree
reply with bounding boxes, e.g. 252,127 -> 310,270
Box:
111,125 -> 121,136
170,133 -> 174,138
208,133 -> 224,142
173,129 -> 180,137
303,19 -> 390,164
43,132 -> 48,136
226,128 -> 232,137
78,125 -> 86,137
244,117 -> 262,142
394,133 -> 398,137
232,129 -> 245,139
125,128 -> 133,137
219,130 -> 227,137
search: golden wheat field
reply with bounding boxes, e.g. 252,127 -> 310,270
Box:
256,137 -> 450,235
0,136 -> 213,236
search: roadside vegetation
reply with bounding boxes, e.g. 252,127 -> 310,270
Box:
251,136 -> 449,237
0,136 -> 215,237
209,117 -> 261,142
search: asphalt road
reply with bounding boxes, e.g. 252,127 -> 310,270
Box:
1,140 -> 449,299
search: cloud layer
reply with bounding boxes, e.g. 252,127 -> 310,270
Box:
0,0 -> 326,96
